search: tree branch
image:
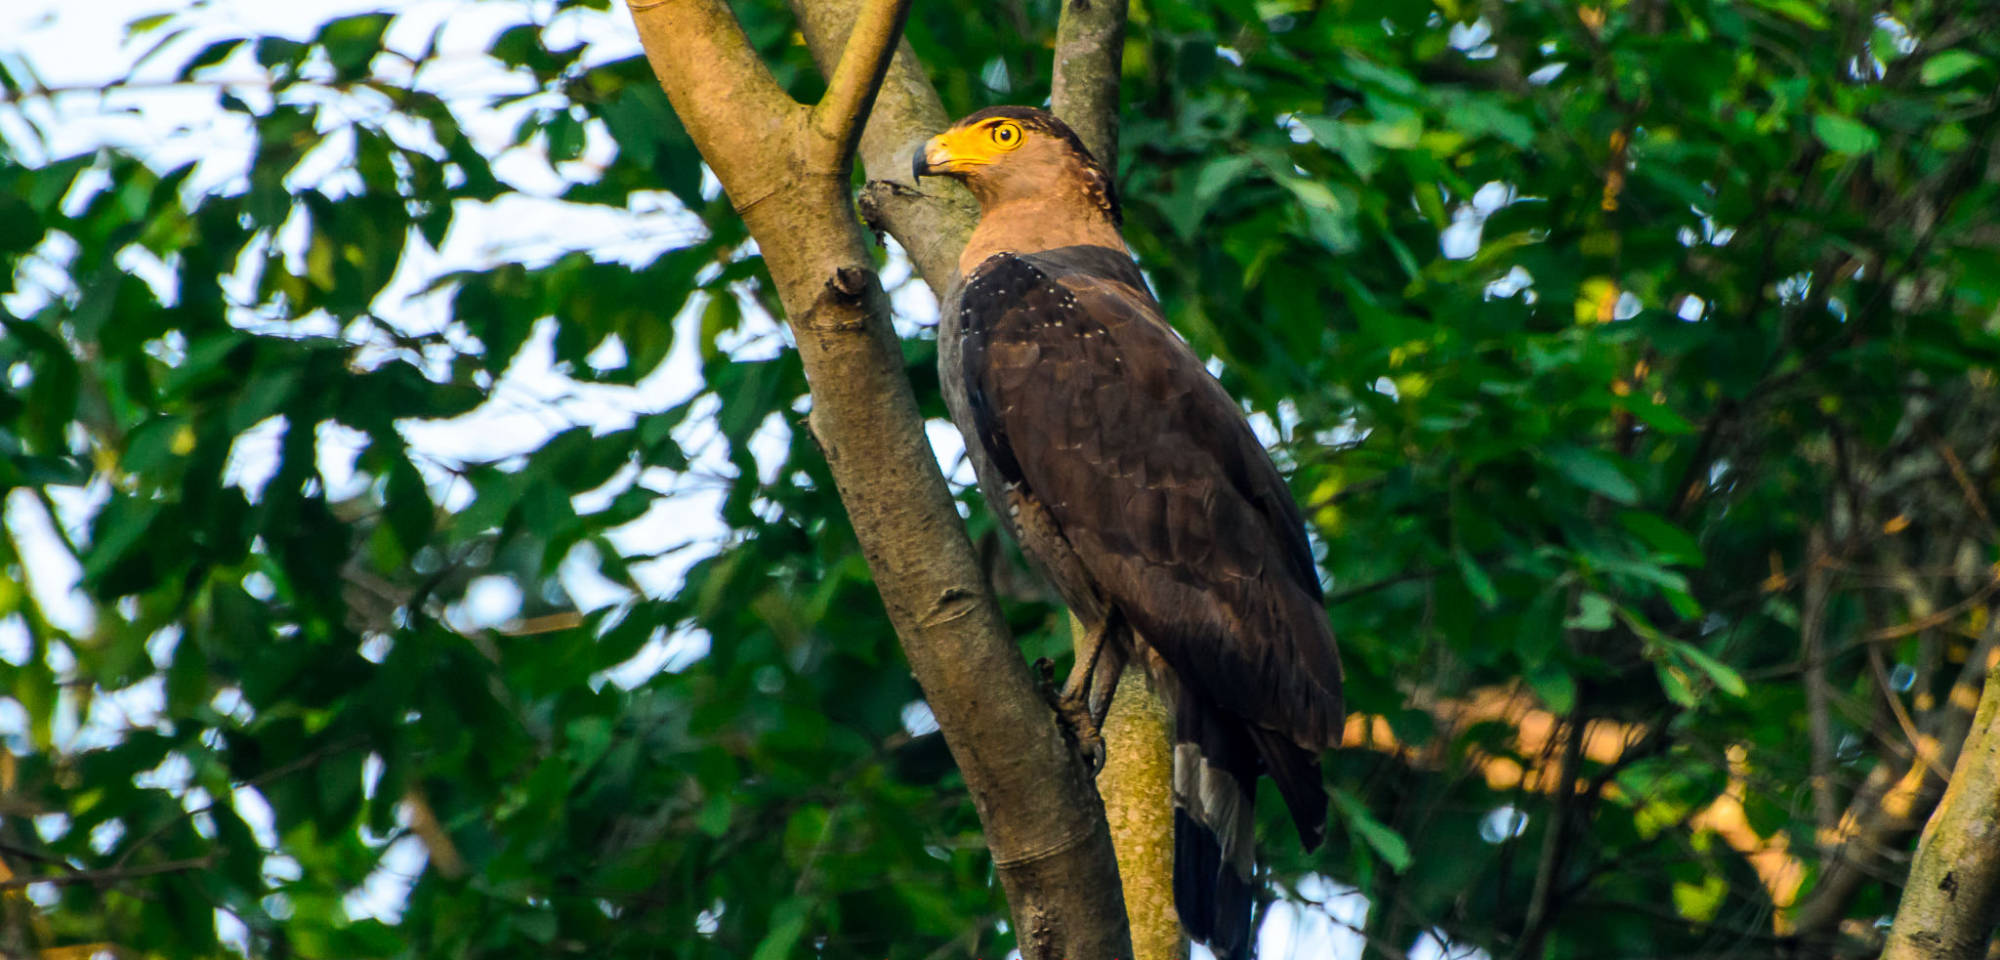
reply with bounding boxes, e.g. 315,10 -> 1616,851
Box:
788,0 -> 975,294
628,0 -> 797,180
1077,615 -> 1184,960
1049,0 -> 1129,166
790,9 -> 1163,953
808,0 -> 915,167
1514,707 -> 1587,959
1881,671 -> 2000,960
0,856 -> 215,891
1871,644 -> 1953,782
1802,527 -> 1840,836
627,3 -> 1130,956
1787,611 -> 1998,942
1865,572 -> 2000,644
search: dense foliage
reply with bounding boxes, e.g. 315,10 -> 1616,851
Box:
2,0 -> 1997,957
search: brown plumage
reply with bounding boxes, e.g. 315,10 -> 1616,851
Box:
916,106 -> 1344,959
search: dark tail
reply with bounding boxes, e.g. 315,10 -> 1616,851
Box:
1171,694 -> 1328,959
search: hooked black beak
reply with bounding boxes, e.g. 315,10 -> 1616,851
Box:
911,145 -> 935,181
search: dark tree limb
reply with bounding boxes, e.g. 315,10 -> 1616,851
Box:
626,1 -> 1130,955
1802,526 -> 1840,835
1514,708 -> 1588,959
0,856 -> 216,891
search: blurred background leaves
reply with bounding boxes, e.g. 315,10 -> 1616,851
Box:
1,0 -> 1997,957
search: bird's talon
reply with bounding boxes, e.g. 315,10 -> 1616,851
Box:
1079,735 -> 1105,775
1056,691 -> 1106,775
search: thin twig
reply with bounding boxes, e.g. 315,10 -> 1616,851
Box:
1515,706 -> 1587,959
1934,437 -> 1993,528
1866,573 -> 2000,643
0,839 -> 78,871
112,736 -> 365,872
1326,566 -> 1443,604
1801,527 -> 1840,834
1869,644 -> 1952,781
0,855 -> 216,891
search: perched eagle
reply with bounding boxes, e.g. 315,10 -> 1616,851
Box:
914,106 -> 1345,958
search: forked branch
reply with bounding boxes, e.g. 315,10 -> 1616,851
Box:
809,0 -> 915,166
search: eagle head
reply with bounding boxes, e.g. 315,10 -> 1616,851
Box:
913,106 -> 1119,224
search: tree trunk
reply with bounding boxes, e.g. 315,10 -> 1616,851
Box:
1881,671 -> 2000,960
625,2 -> 1130,955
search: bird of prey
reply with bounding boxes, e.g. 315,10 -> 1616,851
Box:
914,106 -> 1345,958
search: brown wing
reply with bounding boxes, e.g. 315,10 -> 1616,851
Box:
956,247 -> 1344,750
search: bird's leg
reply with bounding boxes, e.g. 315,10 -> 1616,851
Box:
1054,609 -> 1122,774
1060,614 -> 1112,704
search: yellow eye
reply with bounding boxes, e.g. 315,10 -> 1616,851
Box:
989,121 -> 1024,149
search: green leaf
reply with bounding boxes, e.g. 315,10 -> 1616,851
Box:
1673,873 -> 1728,922
1618,511 -> 1704,567
1566,592 -> 1614,632
0,192 -> 40,254
1545,446 -> 1639,504
545,111 -> 585,163
1299,115 -> 1380,179
125,12 -> 174,37
81,495 -> 163,584
1656,662 -> 1698,707
317,13 -> 391,78
1919,50 -> 1991,86
1745,0 -> 1828,28
782,805 -> 830,867
176,38 -> 246,80
514,910 -> 557,944
1455,548 -> 1498,609
1517,589 -> 1563,665
1169,154 -> 1256,240
1621,395 -> 1696,435
1671,641 -> 1748,698
1868,28 -> 1904,64
1527,663 -> 1577,714
255,36 -> 307,68
1332,790 -> 1412,872
750,898 -> 812,960
1812,114 -> 1879,155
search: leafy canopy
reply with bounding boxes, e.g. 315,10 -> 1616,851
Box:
1,0 -> 1997,957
